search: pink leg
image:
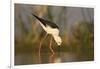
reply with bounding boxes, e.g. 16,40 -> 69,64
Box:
38,34 -> 48,63
49,36 -> 55,63
49,36 -> 55,55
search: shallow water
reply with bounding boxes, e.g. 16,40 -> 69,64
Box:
15,43 -> 94,65
15,51 -> 80,65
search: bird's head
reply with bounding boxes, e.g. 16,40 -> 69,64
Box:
57,37 -> 62,46
53,35 -> 62,46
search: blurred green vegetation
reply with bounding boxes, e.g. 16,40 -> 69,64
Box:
68,21 -> 94,60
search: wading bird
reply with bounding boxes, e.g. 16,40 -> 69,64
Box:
32,14 -> 62,45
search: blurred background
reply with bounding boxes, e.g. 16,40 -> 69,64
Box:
15,3 -> 94,65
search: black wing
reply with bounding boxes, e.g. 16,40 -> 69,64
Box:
41,19 -> 59,29
32,14 -> 59,29
32,13 -> 46,26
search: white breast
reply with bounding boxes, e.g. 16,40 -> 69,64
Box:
46,26 -> 59,35
39,22 -> 59,35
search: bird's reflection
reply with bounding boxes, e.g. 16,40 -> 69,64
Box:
49,51 -> 55,63
49,50 -> 61,63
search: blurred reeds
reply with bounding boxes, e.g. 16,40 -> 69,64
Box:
15,4 -> 94,61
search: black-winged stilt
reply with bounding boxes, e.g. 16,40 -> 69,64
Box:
32,14 -> 62,45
